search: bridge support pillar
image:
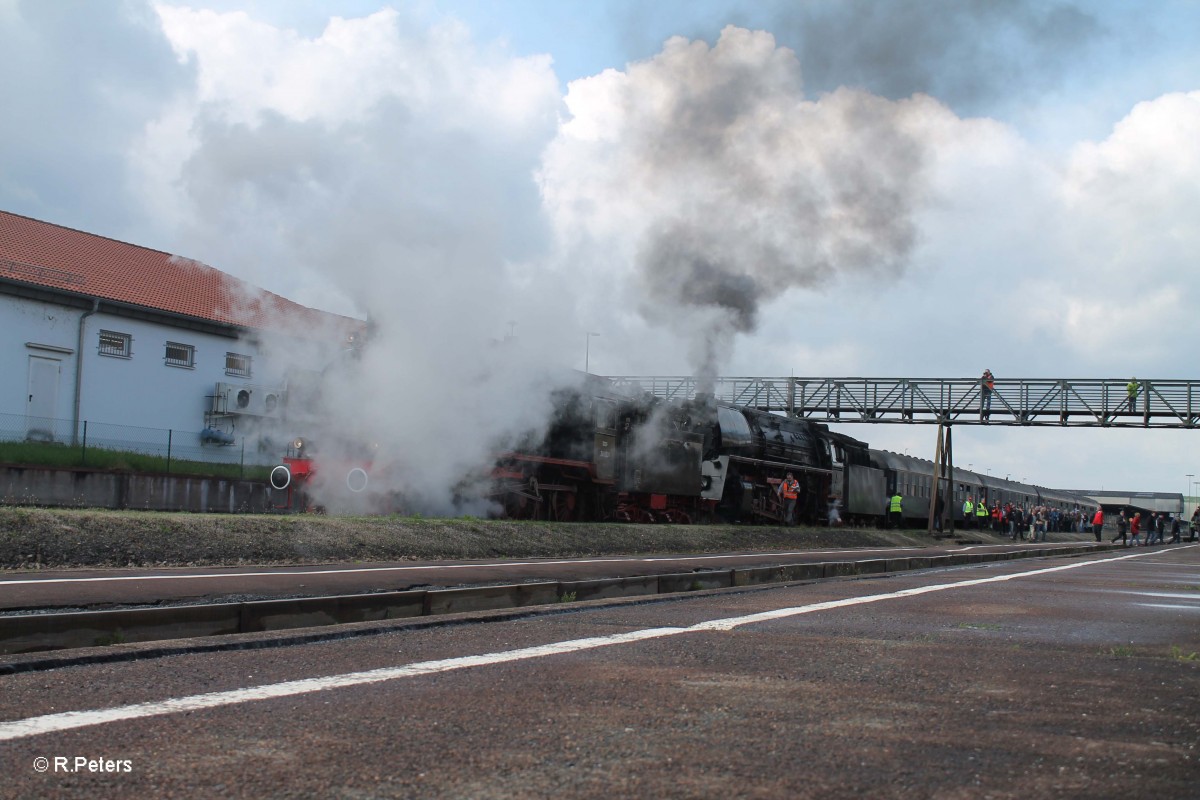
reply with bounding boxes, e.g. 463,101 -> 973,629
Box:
928,422 -> 954,537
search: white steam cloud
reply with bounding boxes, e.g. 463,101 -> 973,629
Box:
140,12 -> 950,513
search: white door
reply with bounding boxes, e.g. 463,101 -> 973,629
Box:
26,356 -> 61,441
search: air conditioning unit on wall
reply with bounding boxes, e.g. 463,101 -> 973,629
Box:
213,382 -> 285,417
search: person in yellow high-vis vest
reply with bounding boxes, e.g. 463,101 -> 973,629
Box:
963,496 -> 975,530
889,492 -> 903,529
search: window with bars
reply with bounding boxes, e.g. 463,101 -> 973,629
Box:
165,342 -> 195,368
98,330 -> 132,358
225,352 -> 252,377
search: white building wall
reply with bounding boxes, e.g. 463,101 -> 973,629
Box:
0,293 -> 83,432
3,292 -> 339,465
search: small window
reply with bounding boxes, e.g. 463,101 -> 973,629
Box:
165,342 -> 195,368
98,330 -> 132,358
225,352 -> 252,377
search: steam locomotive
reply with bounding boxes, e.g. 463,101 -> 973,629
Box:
270,378 -> 1097,526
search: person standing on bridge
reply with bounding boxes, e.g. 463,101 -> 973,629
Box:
1126,378 -> 1139,413
778,472 -> 800,526
1091,507 -> 1104,542
981,369 -> 995,419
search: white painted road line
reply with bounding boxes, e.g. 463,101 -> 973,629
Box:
2,547 -> 1185,743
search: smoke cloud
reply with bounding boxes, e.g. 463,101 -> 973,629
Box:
542,26 -> 934,381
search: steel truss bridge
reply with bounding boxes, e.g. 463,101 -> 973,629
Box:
606,377 -> 1200,429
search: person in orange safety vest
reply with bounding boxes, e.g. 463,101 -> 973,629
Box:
778,472 -> 800,526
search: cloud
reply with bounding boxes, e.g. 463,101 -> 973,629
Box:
0,0 -> 192,235
768,0 -> 1104,114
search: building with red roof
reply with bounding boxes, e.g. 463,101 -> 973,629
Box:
0,210 -> 361,461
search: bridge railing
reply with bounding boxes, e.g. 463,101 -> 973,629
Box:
605,377 -> 1200,428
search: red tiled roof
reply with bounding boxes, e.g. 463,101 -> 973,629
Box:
0,210 -> 361,336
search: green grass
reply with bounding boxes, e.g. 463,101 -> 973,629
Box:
1169,645 -> 1197,662
0,441 -> 270,481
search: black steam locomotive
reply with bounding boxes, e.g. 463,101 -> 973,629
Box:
273,377 -> 1096,526
486,381 -> 1096,527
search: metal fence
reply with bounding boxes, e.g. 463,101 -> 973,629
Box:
0,411 -> 253,474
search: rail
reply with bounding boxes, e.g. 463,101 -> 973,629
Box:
604,377 -> 1200,429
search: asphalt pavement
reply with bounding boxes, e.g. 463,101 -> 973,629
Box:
1,545 -> 1197,799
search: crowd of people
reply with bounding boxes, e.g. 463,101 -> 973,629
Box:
949,497 -> 1199,544
959,498 -> 1096,541
1107,507 -> 1200,546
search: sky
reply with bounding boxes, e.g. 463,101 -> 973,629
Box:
1,0 -> 1198,503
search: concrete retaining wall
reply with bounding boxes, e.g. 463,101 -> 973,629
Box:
0,464 -> 271,512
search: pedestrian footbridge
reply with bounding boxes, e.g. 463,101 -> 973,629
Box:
605,377 -> 1200,429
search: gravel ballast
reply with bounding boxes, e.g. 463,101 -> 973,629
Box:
0,507 -> 1017,571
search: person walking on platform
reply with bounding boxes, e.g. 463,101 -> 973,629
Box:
1112,512 -> 1128,546
1129,512 -> 1143,546
1149,513 -> 1166,545
1168,515 -> 1182,544
1126,378 -> 1139,414
1091,507 -> 1105,542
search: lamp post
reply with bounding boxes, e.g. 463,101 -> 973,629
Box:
585,332 -> 600,374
